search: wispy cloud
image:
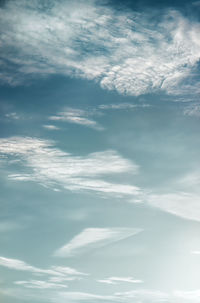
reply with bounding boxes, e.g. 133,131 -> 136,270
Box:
184,104 -> 200,117
98,276 -> 143,284
0,137 -> 140,197
54,227 -> 142,257
3,286 -> 200,303
15,280 -> 68,289
43,125 -> 60,130
173,290 -> 200,301
0,256 -> 87,279
49,108 -> 103,131
0,0 -> 199,97
115,289 -> 169,302
5,112 -> 20,120
99,103 -> 150,110
147,192 -> 200,222
0,288 -> 118,303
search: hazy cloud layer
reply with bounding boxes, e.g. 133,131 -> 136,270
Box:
0,0 -> 200,96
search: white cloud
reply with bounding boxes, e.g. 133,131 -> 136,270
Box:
184,104 -> 200,117
98,276 -> 143,284
0,256 -> 48,274
99,103 -> 150,110
5,112 -> 20,120
0,288 -> 118,303
3,286 -> 200,303
0,0 -> 199,96
115,289 -> 169,302
174,290 -> 200,301
15,280 -> 68,289
0,256 -> 87,279
51,266 -> 88,276
43,125 -> 60,130
54,227 -> 142,257
0,136 -> 140,196
49,108 -> 103,131
147,192 -> 200,222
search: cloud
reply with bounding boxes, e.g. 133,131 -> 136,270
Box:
49,108 -> 103,131
0,256 -> 87,279
14,280 -> 68,289
5,112 -> 20,120
0,0 -> 200,96
97,276 -> 143,284
0,256 -> 49,274
115,290 -> 169,302
3,286 -> 200,303
98,103 -> 150,110
184,104 -> 200,117
174,290 -> 200,302
147,192 -> 200,222
54,227 -> 142,257
0,288 -> 117,303
0,136 -> 140,196
43,125 -> 60,130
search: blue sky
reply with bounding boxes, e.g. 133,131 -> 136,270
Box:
0,0 -> 200,302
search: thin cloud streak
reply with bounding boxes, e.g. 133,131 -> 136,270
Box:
147,192 -> 200,222
14,280 -> 68,289
49,108 -> 104,131
54,227 -> 142,257
0,256 -> 87,279
98,276 -> 143,284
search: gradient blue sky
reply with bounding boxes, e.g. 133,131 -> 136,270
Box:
0,0 -> 200,302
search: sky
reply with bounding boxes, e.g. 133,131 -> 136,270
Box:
0,0 -> 200,302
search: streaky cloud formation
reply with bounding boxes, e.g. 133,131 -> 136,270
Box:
98,276 -> 143,284
184,104 -> 200,117
0,136 -> 140,196
147,192 -> 200,222
49,107 -> 104,130
0,256 -> 87,279
99,103 -> 150,110
42,124 -> 60,130
3,287 -> 200,303
54,227 -> 142,257
0,0 -> 199,96
14,280 -> 68,289
114,289 -> 169,302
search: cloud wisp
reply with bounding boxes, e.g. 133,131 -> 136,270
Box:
98,276 -> 143,284
14,280 -> 68,289
0,256 -> 87,279
147,192 -> 200,222
49,108 -> 104,131
4,287 -> 200,303
0,0 -> 199,97
0,136 -> 140,197
43,125 -> 60,130
54,227 -> 142,257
